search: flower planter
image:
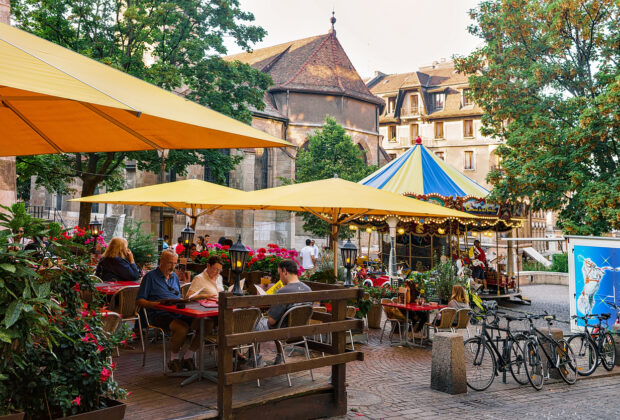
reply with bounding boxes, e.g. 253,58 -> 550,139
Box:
58,399 -> 125,420
0,412 -> 25,420
367,303 -> 383,329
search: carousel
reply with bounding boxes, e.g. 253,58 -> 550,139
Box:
355,137 -> 528,302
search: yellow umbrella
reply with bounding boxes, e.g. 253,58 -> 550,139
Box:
0,23 -> 290,156
71,179 -> 243,230
194,177 -> 479,277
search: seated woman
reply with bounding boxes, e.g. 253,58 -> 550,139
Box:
95,237 -> 140,282
433,284 -> 469,326
187,255 -> 224,300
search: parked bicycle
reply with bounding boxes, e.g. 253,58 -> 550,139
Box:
464,309 -> 529,391
568,308 -> 616,376
521,312 -> 577,390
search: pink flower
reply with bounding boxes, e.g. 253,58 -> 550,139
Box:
81,310 -> 90,318
72,395 -> 81,406
110,361 -> 116,369
257,254 -> 265,261
258,248 -> 266,254
121,339 -> 127,346
100,367 -> 111,382
97,345 -> 105,352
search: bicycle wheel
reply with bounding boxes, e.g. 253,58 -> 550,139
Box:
556,338 -> 577,385
523,339 -> 544,390
508,334 -> 529,385
599,332 -> 616,371
567,334 -> 598,376
464,337 -> 496,391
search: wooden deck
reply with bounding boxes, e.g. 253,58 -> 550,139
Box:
115,343 -> 333,419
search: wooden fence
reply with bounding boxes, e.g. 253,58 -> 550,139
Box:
217,281 -> 364,419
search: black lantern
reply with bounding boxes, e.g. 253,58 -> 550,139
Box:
180,223 -> 195,258
88,217 -> 102,251
229,235 -> 249,296
341,238 -> 357,287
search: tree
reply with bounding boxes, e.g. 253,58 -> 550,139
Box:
295,115 -> 377,237
11,0 -> 272,227
454,0 -> 619,235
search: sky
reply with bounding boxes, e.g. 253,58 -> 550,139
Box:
224,0 -> 484,78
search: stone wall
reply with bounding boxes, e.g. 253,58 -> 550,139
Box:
515,271 -> 568,286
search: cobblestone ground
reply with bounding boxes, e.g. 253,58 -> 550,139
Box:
333,284 -> 620,419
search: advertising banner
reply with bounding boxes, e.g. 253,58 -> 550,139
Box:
568,236 -> 620,332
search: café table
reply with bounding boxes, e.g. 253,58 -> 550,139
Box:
381,302 -> 447,347
153,300 -> 218,386
94,281 -> 140,295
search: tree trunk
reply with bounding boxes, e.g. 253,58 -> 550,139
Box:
78,178 -> 98,228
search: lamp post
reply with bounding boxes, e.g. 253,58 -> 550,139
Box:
341,238 -> 357,288
229,235 -> 249,296
180,222 -> 195,259
157,149 -> 170,252
88,216 -> 102,253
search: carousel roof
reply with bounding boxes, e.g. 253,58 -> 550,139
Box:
359,139 -> 490,198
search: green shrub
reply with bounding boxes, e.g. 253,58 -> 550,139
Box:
550,253 -> 568,273
124,220 -> 157,268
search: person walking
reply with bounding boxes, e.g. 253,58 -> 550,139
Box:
300,239 -> 315,272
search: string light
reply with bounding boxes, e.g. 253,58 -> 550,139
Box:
397,228 -> 405,235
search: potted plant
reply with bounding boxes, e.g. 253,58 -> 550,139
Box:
0,206 -> 130,419
124,220 -> 157,270
364,285 -> 397,328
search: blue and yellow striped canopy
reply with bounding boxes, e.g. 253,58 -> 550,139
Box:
360,144 -> 489,198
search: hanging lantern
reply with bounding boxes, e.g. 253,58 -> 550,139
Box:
180,223 -> 195,258
88,217 -> 102,238
229,235 -> 249,296
340,238 -> 357,288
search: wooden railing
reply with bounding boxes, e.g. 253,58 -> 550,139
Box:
217,281 -> 364,419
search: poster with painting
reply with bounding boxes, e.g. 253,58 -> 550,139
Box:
568,236 -> 620,332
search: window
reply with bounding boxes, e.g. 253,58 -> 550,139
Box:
462,88 -> 473,106
434,122 -> 444,139
410,124 -> 419,142
432,93 -> 444,110
463,119 -> 474,138
388,126 -> 397,142
410,94 -> 419,114
435,151 -> 445,161
387,97 -> 396,114
464,151 -> 474,170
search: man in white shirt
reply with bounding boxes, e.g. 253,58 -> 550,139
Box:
300,239 -> 316,271
311,240 -> 320,264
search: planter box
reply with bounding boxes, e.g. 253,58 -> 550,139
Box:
59,399 -> 125,420
367,303 -> 382,329
0,412 -> 25,420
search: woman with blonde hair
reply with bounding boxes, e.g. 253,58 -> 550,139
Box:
95,237 -> 140,282
448,285 -> 469,309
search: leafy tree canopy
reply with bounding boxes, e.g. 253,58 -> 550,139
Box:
12,0 -> 272,226
455,0 -> 619,235
295,115 -> 377,237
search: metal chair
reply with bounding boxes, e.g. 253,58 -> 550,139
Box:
141,308 -> 169,372
451,308 -> 471,339
276,305 -> 314,387
379,298 -> 410,344
423,308 -> 457,344
112,286 -> 145,359
345,306 -> 357,351
180,283 -> 191,298
231,308 -> 262,387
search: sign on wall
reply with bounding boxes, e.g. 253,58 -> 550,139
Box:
568,236 -> 620,332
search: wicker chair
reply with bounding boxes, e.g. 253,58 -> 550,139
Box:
345,306 -> 357,351
180,283 -> 191,298
423,308 -> 457,344
276,304 -> 314,387
452,308 -> 471,339
112,286 -> 145,359
101,311 -> 122,356
379,298 -> 410,344
310,306 -> 329,348
232,308 -> 262,387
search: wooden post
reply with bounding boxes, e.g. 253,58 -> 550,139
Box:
217,292 -> 234,419
332,224 -> 340,280
430,234 -> 434,269
331,298 -> 347,411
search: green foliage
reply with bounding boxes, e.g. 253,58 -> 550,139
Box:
309,252 -> 345,283
295,116 -> 378,237
430,262 -> 465,302
11,0 -> 271,226
363,285 -> 398,303
4,202 -> 46,239
551,253 -> 568,273
124,220 -> 157,268
454,0 -> 619,235
0,205 -> 129,416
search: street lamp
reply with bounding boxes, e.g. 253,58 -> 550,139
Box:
180,223 -> 195,259
341,238 -> 357,288
157,149 -> 170,252
229,235 -> 249,296
88,216 -> 102,252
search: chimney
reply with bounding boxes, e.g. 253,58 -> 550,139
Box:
0,0 -> 9,24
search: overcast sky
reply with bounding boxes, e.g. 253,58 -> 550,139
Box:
224,0 -> 484,78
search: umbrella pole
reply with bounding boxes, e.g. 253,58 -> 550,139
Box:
332,224 -> 340,280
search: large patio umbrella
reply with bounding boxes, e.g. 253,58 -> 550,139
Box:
0,22 -> 290,155
71,179 -> 243,230
193,177 -> 479,278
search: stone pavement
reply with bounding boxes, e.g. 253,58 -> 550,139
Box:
334,285 -> 620,419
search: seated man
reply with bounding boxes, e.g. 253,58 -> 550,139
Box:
136,249 -> 200,373
255,259 -> 312,365
187,255 -> 224,300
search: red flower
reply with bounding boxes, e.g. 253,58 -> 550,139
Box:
191,251 -> 199,258
257,254 -> 265,260
100,367 -> 111,382
258,248 -> 266,254
72,395 -> 81,406
248,251 -> 254,256
110,361 -> 116,369
200,250 -> 209,257
96,344 -> 105,352
73,283 -> 80,292
222,245 -> 230,250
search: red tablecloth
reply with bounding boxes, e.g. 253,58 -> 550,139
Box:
381,302 -> 447,312
154,302 -> 218,318
94,281 -> 140,295
322,303 -> 358,313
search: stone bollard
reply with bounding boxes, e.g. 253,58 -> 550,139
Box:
612,324 -> 620,366
543,328 -> 564,379
431,332 -> 467,394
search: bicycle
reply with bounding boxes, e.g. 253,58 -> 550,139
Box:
464,309 -> 529,391
567,310 -> 615,376
521,313 -> 577,390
